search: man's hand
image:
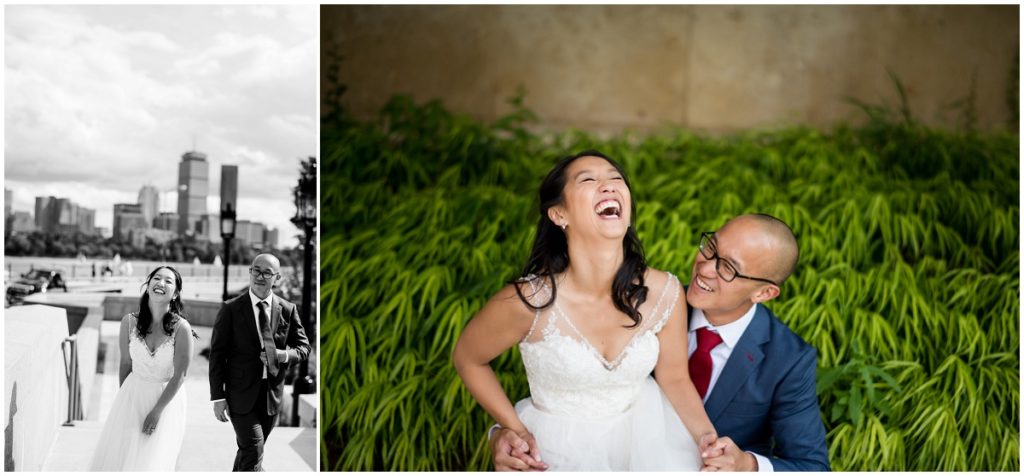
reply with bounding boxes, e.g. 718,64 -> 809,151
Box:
698,432 -> 723,459
275,349 -> 289,363
700,436 -> 758,472
490,427 -> 548,471
213,400 -> 230,422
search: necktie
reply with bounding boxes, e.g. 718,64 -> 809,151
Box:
689,327 -> 723,400
257,301 -> 279,378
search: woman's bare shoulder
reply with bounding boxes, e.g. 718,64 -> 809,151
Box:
174,316 -> 192,333
486,282 -> 537,319
121,312 -> 136,326
643,267 -> 673,289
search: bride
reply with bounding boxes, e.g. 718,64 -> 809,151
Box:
453,150 -> 717,470
89,265 -> 196,471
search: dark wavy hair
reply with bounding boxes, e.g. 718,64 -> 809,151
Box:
137,266 -> 197,339
512,149 -> 649,328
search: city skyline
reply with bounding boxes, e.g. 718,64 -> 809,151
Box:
7,177 -> 280,248
4,5 -> 317,248
6,152 -> 284,248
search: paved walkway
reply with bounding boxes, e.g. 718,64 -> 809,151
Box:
41,321 -> 316,471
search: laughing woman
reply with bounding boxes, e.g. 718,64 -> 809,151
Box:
453,150 -> 717,470
89,265 -> 198,471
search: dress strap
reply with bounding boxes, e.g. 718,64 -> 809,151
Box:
520,275 -> 544,343
651,273 -> 681,334
128,312 -> 139,339
647,272 -> 674,323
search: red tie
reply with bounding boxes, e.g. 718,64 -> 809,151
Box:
689,327 -> 723,400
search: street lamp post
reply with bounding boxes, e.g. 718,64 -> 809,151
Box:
220,203 -> 237,302
290,157 -> 316,426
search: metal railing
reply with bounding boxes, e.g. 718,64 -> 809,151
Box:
61,336 -> 83,425
7,262 -> 263,280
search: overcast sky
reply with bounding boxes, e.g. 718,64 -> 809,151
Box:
4,5 -> 317,248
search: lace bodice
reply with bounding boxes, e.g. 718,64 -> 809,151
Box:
518,273 -> 681,417
127,313 -> 178,383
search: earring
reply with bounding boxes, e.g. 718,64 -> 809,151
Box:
561,223 -> 567,230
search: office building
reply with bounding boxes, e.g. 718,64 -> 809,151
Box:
154,212 -> 180,232
176,150 -> 209,236
113,203 -> 147,242
221,165 -> 238,214
138,185 -> 159,227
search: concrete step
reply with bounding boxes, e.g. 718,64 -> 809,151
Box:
42,419 -> 315,471
44,342 -> 315,472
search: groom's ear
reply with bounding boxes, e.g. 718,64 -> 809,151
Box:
750,284 -> 780,304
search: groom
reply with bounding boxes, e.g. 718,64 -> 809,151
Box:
492,214 -> 830,471
209,253 -> 311,471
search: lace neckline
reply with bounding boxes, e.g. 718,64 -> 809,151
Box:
550,273 -> 678,371
133,314 -> 176,357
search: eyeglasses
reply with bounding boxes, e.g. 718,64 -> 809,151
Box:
249,267 -> 279,280
699,232 -> 778,286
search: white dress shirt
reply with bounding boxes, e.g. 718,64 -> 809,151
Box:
688,304 -> 773,472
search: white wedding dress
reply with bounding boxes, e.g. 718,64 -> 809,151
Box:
514,273 -> 701,470
89,313 -> 187,471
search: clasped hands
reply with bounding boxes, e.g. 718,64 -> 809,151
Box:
490,429 -> 757,471
698,433 -> 759,471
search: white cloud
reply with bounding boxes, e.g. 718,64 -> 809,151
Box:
4,5 -> 317,248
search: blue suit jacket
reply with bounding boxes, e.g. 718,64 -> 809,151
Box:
695,303 -> 830,471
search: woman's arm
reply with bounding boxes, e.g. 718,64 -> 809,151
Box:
118,314 -> 133,386
653,282 -> 717,448
147,320 -> 195,418
452,283 -> 535,433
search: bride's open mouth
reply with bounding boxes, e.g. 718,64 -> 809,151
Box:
594,199 -> 622,220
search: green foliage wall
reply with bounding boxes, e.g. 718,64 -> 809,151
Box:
320,96 -> 1019,471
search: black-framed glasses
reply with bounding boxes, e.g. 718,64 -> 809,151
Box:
699,232 -> 778,286
248,267 -> 279,280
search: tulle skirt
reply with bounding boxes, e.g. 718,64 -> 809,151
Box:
88,372 -> 187,471
515,376 -> 701,471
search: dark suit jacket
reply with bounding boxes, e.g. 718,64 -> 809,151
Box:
209,292 -> 311,415
696,303 -> 830,471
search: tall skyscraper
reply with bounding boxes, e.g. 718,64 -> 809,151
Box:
154,212 -> 180,231
77,207 -> 96,235
264,227 -> 279,249
176,150 -> 209,236
33,195 -> 94,235
54,198 -> 78,234
4,188 -> 12,221
138,185 -> 159,227
199,213 -> 222,244
235,220 -> 267,248
35,196 -> 54,233
113,203 -> 147,242
220,165 -> 238,214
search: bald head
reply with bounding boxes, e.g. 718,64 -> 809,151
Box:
252,253 -> 281,270
722,214 -> 799,285
249,253 -> 282,299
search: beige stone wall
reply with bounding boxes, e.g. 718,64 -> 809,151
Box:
323,5 -> 1018,133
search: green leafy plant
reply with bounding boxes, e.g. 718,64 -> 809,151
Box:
320,95 -> 1019,471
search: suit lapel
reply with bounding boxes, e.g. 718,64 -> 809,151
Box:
239,293 -> 260,345
703,304 -> 771,422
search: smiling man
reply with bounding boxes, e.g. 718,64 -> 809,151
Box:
685,214 -> 828,471
209,253 -> 311,471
